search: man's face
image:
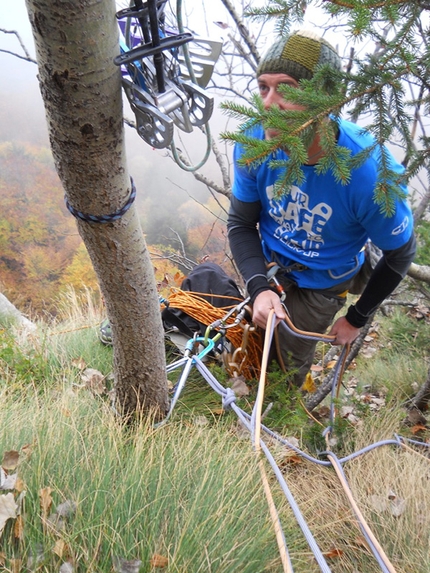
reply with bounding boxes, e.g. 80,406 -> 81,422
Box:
257,73 -> 305,140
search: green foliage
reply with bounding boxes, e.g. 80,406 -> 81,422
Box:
245,0 -> 305,36
414,220 -> 430,265
382,308 -> 430,356
0,328 -> 51,388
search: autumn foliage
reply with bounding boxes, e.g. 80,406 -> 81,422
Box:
0,142 -> 231,315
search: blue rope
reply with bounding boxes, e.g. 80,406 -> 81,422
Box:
65,177 -> 136,223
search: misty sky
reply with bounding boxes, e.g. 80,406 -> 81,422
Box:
0,0 -> 233,209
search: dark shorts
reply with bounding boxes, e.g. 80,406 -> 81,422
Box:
273,276 -> 354,387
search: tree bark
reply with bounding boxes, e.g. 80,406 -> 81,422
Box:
408,366 -> 430,412
25,0 -> 168,417
407,262 -> 430,284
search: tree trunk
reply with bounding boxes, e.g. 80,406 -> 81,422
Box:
25,0 -> 168,418
0,293 -> 36,332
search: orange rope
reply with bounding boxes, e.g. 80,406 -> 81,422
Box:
166,289 -> 262,380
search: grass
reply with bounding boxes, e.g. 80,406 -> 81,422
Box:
0,291 -> 429,572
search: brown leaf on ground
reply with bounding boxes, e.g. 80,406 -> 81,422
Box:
323,548 -> 344,558
150,553 -> 169,568
71,357 -> 87,370
39,487 -> 53,518
53,539 -> 70,558
21,442 -> 35,459
81,368 -> 106,395
2,450 -> 19,471
14,515 -> 24,540
14,478 -> 26,493
211,408 -> 225,416
313,406 -> 330,420
411,424 -> 427,434
230,376 -> 250,397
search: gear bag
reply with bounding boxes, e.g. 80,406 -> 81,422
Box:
162,262 -> 244,337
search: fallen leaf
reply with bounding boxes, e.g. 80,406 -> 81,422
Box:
39,487 -> 53,518
14,515 -> 24,540
21,442 -> 34,459
326,360 -> 337,369
211,409 -> 224,416
0,472 -> 17,491
56,500 -> 77,518
230,421 -> 249,440
112,556 -> 142,573
302,373 -> 317,393
15,478 -> 26,494
282,454 -> 302,466
2,450 -> 19,471
150,553 -> 169,568
323,548 -> 344,558
390,498 -> 407,517
230,375 -> 250,397
314,406 -> 330,419
71,357 -> 86,370
59,563 -> 74,573
0,493 -> 18,534
53,539 -> 69,558
81,368 -> 106,394
310,364 -> 323,372
340,406 -> 355,418
411,424 -> 427,434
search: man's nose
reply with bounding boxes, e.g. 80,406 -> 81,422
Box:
263,88 -> 281,109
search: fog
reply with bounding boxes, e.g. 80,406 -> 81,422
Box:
0,0 -> 235,233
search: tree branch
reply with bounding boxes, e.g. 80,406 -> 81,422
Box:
219,0 -> 260,66
0,29 -> 37,63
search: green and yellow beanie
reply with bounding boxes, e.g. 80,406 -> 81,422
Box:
256,30 -> 342,82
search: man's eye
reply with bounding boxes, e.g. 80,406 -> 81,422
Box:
259,85 -> 268,95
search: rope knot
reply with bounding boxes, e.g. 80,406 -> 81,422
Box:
222,388 -> 237,411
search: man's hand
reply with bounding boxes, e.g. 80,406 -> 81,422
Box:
328,316 -> 361,345
252,290 -> 286,329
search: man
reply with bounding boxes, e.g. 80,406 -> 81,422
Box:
227,30 -> 416,386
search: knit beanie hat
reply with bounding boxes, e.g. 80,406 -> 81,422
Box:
256,30 -> 342,82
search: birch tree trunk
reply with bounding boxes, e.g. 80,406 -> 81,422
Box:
25,0 -> 169,418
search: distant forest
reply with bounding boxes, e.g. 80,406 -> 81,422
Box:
0,142 -> 229,315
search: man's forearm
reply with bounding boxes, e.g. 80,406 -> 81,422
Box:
346,233 -> 416,327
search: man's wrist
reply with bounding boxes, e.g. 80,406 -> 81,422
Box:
246,274 -> 272,303
345,304 -> 369,328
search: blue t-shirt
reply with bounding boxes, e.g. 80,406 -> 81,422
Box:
232,119 -> 413,289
